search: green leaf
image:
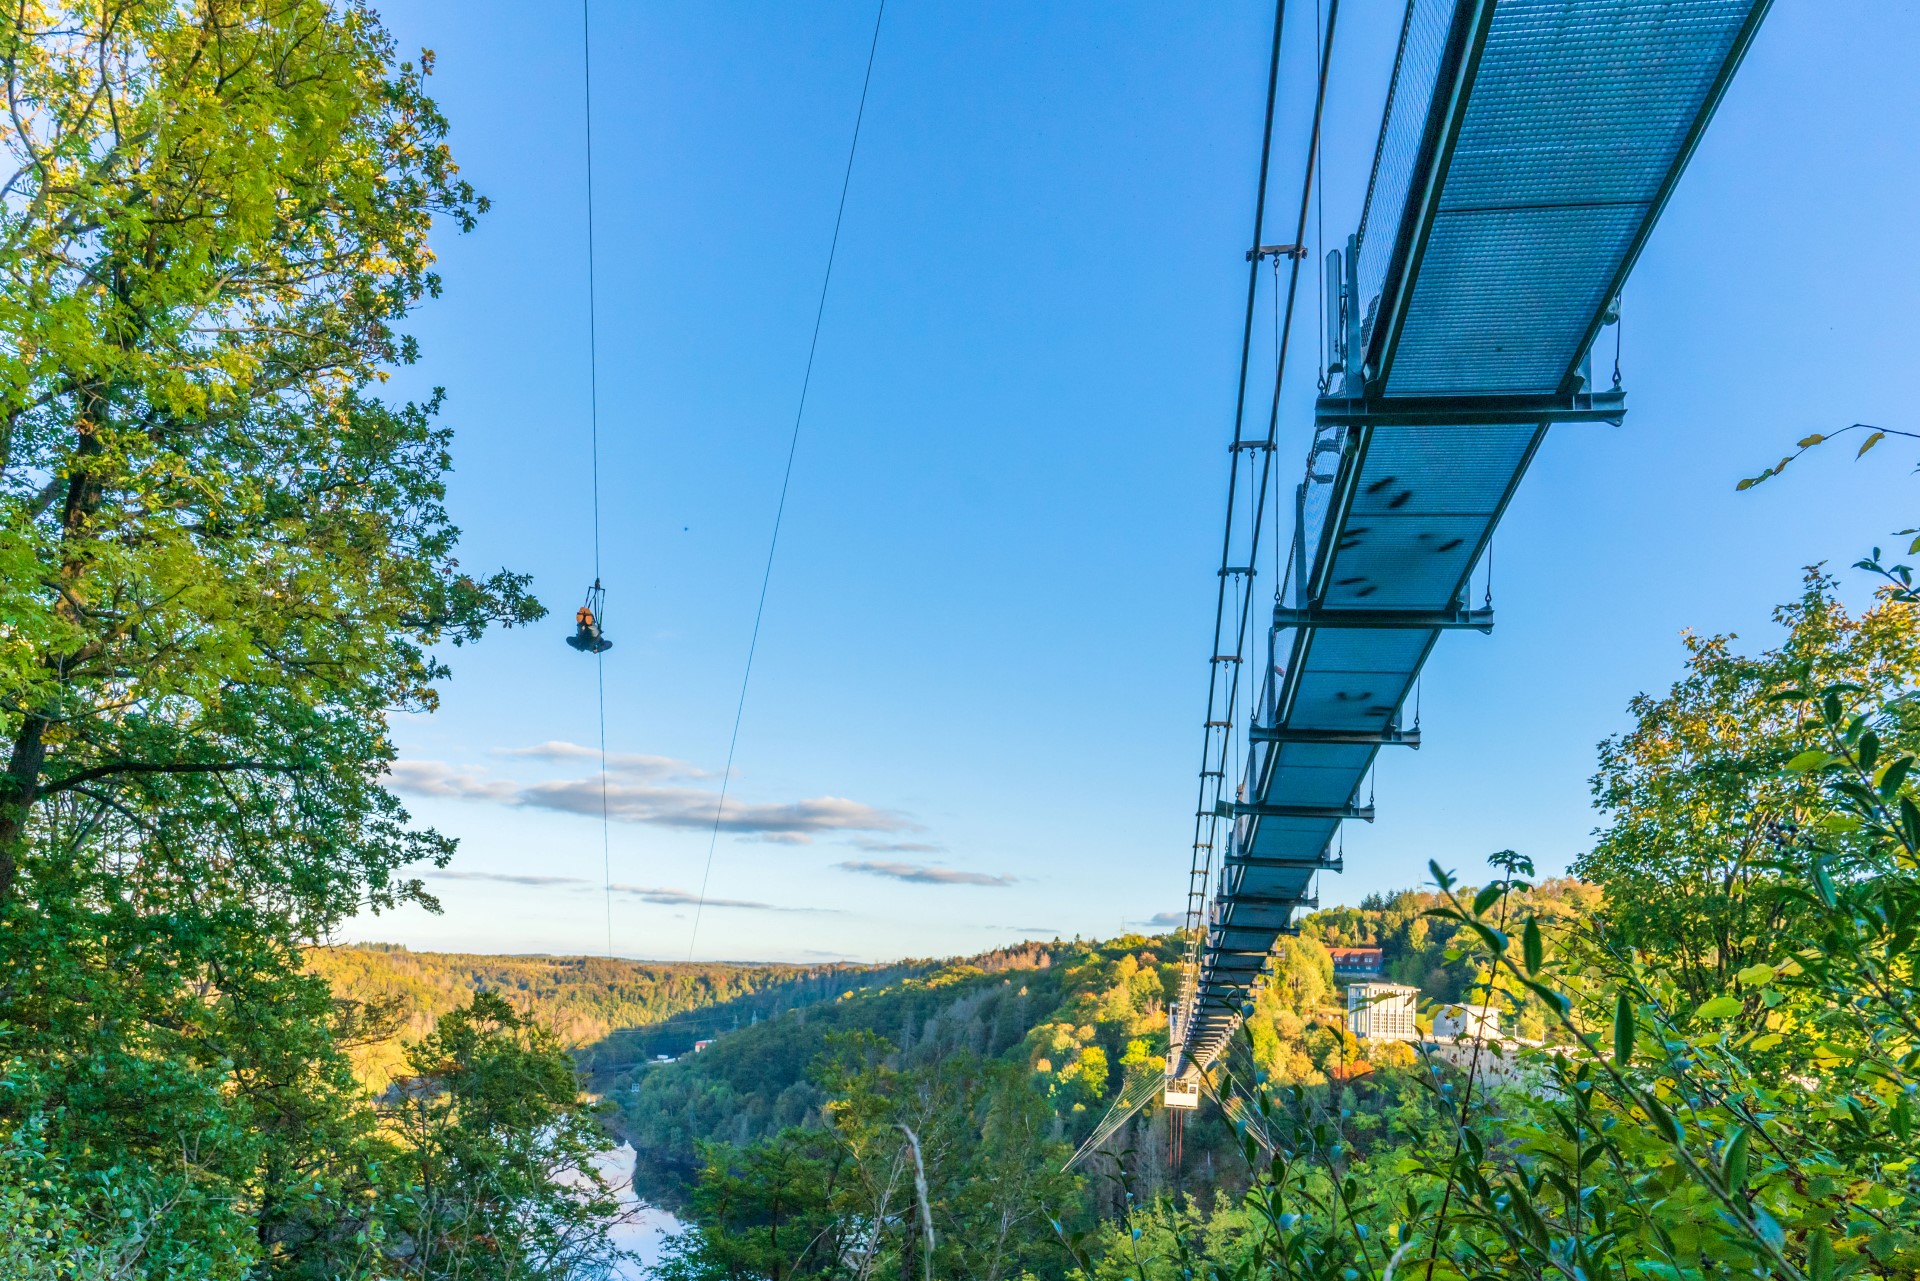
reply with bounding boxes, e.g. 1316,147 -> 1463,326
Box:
1858,429 -> 1886,457
1694,995 -> 1743,1021
1643,1093 -> 1681,1144
1723,1125 -> 1750,1193
1522,918 -> 1543,976
1472,883 -> 1503,917
1879,754 -> 1914,799
1735,963 -> 1775,988
1784,749 -> 1830,773
1807,1227 -> 1834,1281
1613,992 -> 1634,1067
1521,977 -> 1571,1016
1470,922 -> 1509,956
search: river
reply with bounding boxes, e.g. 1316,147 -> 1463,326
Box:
593,1142 -> 683,1277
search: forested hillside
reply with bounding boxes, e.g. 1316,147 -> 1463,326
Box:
601,908 -> 1569,1214
605,936 -> 1206,1210
310,944 -> 919,1088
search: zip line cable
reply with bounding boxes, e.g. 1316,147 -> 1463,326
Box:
686,0 -> 886,961
1179,0 -> 1342,1070
580,0 -> 614,959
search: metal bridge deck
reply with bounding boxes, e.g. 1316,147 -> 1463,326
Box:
1175,0 -> 1769,1073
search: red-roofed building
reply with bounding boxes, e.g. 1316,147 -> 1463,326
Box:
1328,946 -> 1383,978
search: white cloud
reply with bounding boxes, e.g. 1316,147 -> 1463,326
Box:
848,836 -> 948,855
608,884 -> 831,913
417,870 -> 831,913
387,760 -> 519,802
427,869 -> 588,888
388,749 -> 913,842
496,741 -> 710,780
837,860 -> 1014,887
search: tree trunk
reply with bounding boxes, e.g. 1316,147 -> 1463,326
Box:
0,717 -> 48,900
0,410 -> 104,904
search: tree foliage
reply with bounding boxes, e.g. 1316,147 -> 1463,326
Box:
0,4 -> 612,1276
1576,571 -> 1920,1005
657,1042 -> 1076,1281
1056,582 -> 1920,1280
380,992 -> 630,1281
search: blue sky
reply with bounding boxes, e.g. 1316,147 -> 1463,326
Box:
346,1 -> 1920,963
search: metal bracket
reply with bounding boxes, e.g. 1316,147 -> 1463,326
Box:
1250,724 -> 1420,748
1231,801 -> 1375,822
1225,852 -> 1344,873
1221,893 -> 1318,911
1314,387 -> 1626,428
1274,602 -> 1492,633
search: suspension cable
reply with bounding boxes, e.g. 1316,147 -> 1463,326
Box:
686,1 -> 886,960
580,0 -> 614,959
1175,0 -> 1291,1056
1179,0 -> 1344,1072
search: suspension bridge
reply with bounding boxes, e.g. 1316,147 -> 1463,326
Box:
1163,0 -> 1773,1106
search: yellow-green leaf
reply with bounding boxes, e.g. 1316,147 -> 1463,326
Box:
1694,995 -> 1742,1021
1859,430 -> 1886,457
1735,963 -> 1775,988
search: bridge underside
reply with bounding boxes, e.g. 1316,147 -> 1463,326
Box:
1176,0 -> 1768,1072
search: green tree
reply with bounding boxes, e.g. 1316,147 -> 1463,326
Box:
1575,571 -> 1920,1003
381,992 -> 630,1280
0,2 -> 541,1272
660,1045 -> 1080,1281
654,1129 -> 852,1281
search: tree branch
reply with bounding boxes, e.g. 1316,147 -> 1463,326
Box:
37,758 -> 305,796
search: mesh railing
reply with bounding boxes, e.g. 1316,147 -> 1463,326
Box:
1352,0 -> 1457,358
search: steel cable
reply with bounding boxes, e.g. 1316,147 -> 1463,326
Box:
686,1 -> 887,960
580,0 -> 614,958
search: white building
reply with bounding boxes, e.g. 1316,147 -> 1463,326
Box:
1433,1003 -> 1501,1041
1347,982 -> 1419,1042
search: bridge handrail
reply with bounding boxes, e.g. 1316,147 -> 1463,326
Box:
1352,0 -> 1457,367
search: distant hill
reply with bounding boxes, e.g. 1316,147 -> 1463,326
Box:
308,944 -> 920,1090
598,935 -> 1190,1209
312,879 -> 1598,1208
592,880 -> 1601,1210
